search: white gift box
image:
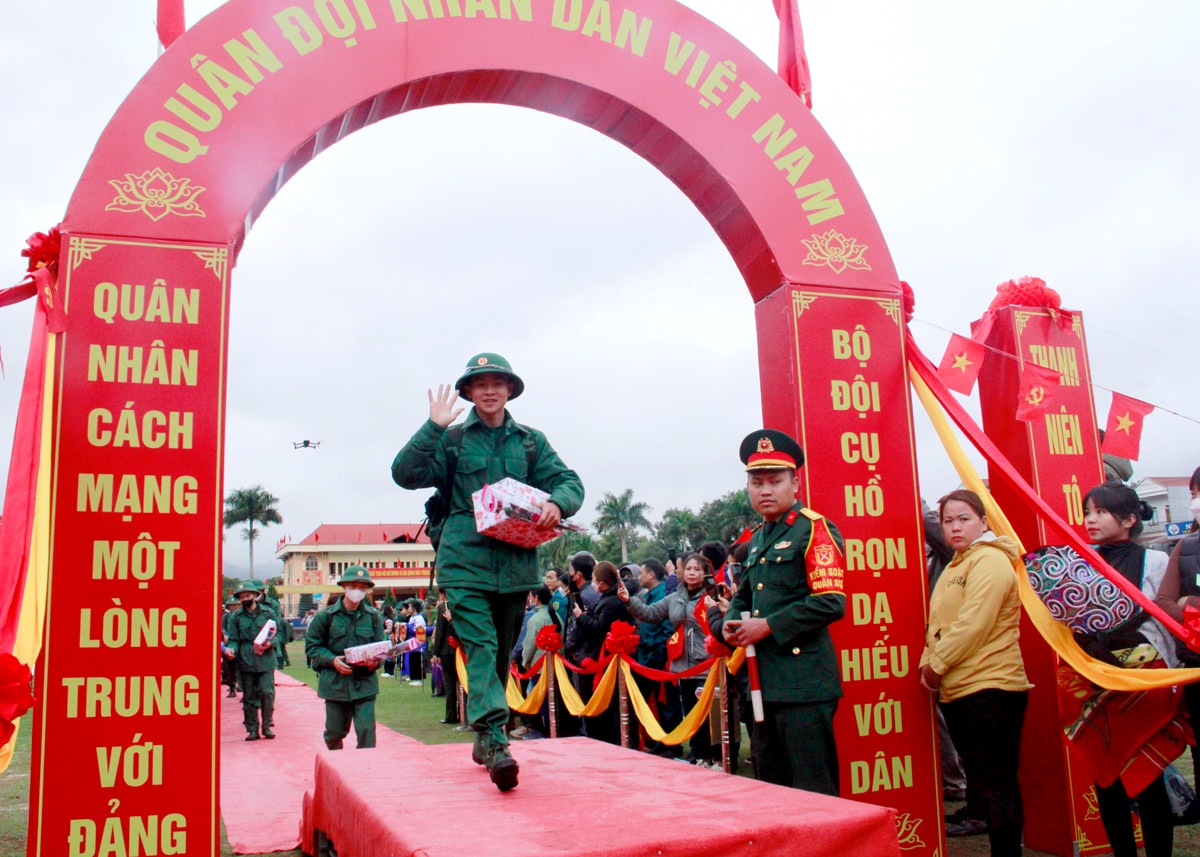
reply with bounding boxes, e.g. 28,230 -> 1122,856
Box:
253,619 -> 276,646
343,637 -> 420,664
471,478 -> 585,549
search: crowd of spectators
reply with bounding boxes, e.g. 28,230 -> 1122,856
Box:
422,543 -> 754,772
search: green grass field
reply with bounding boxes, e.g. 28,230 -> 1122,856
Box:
2,640 -> 1197,856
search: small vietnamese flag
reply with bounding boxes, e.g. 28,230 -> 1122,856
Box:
1015,362 -> 1060,422
1103,393 -> 1154,460
936,334 -> 986,396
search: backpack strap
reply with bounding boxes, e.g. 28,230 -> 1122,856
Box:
442,424 -> 465,495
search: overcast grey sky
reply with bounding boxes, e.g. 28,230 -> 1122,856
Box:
1,1 -> 1197,578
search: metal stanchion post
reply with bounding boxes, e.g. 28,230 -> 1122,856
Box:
547,654 -> 559,739
618,660 -> 632,749
719,660 -> 731,773
456,651 -> 467,726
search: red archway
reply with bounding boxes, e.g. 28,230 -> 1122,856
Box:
33,2 -> 934,854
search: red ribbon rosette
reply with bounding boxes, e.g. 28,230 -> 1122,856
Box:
988,275 -> 1060,311
604,620 -> 640,656
0,654 -> 35,745
705,633 -> 733,659
21,226 -> 61,273
534,624 -> 562,653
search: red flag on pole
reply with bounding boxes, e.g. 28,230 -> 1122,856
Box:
1014,363 -> 1060,422
1103,393 -> 1154,460
157,0 -> 185,49
936,334 -> 986,396
773,0 -> 812,107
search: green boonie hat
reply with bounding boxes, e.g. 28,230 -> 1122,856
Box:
233,580 -> 258,596
225,598 -> 238,607
337,565 -> 376,587
248,579 -> 266,591
454,352 -> 524,401
739,429 -> 805,471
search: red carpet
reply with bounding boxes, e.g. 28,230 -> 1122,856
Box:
219,673 -> 419,854
225,676 -> 900,857
302,737 -> 902,857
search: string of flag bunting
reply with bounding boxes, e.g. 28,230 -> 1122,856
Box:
930,275 -> 1165,462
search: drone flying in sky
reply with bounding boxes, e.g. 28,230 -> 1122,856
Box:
293,440 -> 321,450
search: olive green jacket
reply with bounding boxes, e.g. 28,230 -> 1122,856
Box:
727,503 -> 846,703
391,410 -> 584,594
305,598 -> 386,701
226,603 -> 279,674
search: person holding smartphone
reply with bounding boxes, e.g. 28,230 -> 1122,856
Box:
720,429 -> 847,795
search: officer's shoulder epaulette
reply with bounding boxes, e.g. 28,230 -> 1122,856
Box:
799,508 -> 824,522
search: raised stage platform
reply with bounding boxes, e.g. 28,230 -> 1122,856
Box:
300,737 -> 902,857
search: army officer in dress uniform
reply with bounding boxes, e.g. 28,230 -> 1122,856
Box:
305,566 -> 387,749
719,429 -> 847,795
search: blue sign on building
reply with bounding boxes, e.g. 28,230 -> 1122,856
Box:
1164,522 -> 1192,538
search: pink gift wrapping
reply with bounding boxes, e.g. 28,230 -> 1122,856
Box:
344,638 -> 419,664
471,478 -> 585,549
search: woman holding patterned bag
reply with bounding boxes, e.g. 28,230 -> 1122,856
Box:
1078,481 -> 1179,857
919,489 -> 1031,857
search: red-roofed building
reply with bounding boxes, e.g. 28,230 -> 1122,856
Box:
273,523 -> 435,616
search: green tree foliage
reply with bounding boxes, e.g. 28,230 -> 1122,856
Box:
537,530 -> 595,571
537,488 -> 757,569
593,489 -> 653,563
697,489 -> 757,543
223,484 -> 283,578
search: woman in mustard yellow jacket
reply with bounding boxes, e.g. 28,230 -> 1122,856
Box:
920,490 -> 1031,857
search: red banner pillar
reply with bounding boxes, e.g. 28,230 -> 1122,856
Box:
27,235 -> 230,857
976,305 -> 1108,856
757,284 -> 941,856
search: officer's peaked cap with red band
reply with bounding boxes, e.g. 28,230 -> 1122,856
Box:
739,429 -> 805,471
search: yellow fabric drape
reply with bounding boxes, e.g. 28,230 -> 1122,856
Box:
910,367 -> 1199,691
0,332 -> 58,773
505,658 -> 549,714
621,659 -> 723,745
455,646 -> 468,693
551,656 -> 619,717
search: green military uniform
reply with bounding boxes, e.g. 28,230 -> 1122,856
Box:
226,582 -> 279,740
391,353 -> 584,790
305,567 -> 386,750
723,429 -> 847,795
259,584 -> 291,668
220,598 -> 240,696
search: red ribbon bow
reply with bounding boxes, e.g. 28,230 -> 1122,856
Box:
704,634 -> 734,659
534,625 -> 563,653
604,621 -> 640,655
21,226 -> 61,273
0,654 -> 36,745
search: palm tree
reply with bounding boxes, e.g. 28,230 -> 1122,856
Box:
223,485 -> 283,578
593,489 -> 652,562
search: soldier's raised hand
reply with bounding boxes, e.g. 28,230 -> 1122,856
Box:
428,384 -> 465,428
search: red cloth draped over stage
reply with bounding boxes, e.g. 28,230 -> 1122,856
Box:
303,737 -> 902,857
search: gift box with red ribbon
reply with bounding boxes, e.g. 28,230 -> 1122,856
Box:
471,477 -> 585,549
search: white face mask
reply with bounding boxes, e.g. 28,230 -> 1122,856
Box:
1190,496 -> 1200,524
344,588 -> 368,604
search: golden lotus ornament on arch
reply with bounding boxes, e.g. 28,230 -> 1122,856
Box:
105,167 -> 207,221
801,229 -> 871,274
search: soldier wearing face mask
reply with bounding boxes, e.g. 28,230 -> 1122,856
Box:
1152,465 -> 1200,789
226,580 -> 279,740
305,566 -> 387,749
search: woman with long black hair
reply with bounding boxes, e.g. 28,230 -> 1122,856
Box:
1081,481 -> 1177,857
